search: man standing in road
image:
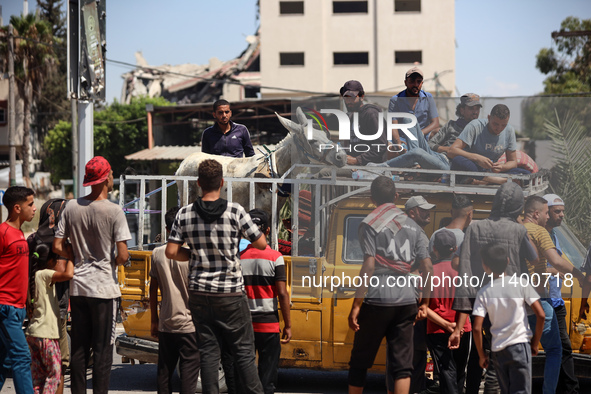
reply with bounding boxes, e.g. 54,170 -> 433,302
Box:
53,156 -> 131,394
166,159 -> 267,394
388,67 -> 440,139
348,177 -> 432,394
522,195 -> 584,394
150,206 -> 200,394
201,99 -> 256,158
404,196 -> 436,393
0,186 -> 37,394
543,193 -> 580,394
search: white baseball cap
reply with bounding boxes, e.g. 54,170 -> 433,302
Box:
543,194 -> 564,207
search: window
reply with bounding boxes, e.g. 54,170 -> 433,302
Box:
395,50 -> 422,64
279,1 -> 304,14
343,216 -> 365,264
280,52 -> 305,66
0,108 -> 5,125
333,1 -> 368,13
395,0 -> 421,12
334,52 -> 369,65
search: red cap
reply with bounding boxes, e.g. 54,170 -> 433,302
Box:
83,156 -> 111,187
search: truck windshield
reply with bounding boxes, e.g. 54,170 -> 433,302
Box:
554,224 -> 587,269
343,215 -> 365,264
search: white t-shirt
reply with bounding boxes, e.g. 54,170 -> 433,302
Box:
472,275 -> 539,352
56,198 -> 131,299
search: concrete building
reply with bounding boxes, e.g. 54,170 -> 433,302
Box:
259,0 -> 455,97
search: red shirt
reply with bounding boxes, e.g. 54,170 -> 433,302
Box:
0,222 -> 30,308
427,259 -> 472,335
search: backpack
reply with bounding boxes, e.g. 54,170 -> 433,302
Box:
28,198 -> 69,263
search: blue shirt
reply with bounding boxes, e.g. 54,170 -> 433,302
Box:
458,119 -> 517,163
548,229 -> 565,307
201,121 -> 255,158
388,90 -> 439,131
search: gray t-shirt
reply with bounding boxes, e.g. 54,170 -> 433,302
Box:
458,119 -> 517,162
56,198 -> 131,299
149,245 -> 194,334
359,217 -> 430,306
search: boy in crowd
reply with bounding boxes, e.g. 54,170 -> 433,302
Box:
240,209 -> 291,394
426,230 -> 471,394
150,206 -> 200,394
0,186 -> 37,394
473,243 -> 545,394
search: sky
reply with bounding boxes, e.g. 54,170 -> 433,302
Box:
2,0 -> 591,103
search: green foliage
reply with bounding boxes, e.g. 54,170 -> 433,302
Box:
43,120 -> 72,184
536,17 -> 591,94
522,97 -> 591,139
43,97 -> 173,184
545,112 -> 591,246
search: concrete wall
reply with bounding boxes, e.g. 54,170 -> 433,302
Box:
260,0 -> 455,97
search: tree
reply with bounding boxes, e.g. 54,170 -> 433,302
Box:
536,17 -> 591,94
43,97 -> 173,184
544,111 -> 591,246
36,0 -> 69,138
5,14 -> 56,183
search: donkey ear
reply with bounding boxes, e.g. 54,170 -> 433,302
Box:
296,106 -> 308,125
276,112 -> 304,135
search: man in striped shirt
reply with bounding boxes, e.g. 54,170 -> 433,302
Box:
240,209 -> 291,394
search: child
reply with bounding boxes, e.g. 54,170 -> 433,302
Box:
426,229 -> 471,394
472,243 -> 545,394
26,243 -> 74,394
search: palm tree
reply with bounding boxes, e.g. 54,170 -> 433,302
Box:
7,13 -> 55,184
545,110 -> 591,246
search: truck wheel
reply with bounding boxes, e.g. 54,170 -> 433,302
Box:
196,363 -> 227,393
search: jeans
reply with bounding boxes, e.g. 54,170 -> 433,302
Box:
189,293 -> 263,394
383,148 -> 450,170
450,156 -> 531,180
236,332 -> 281,394
0,305 -> 34,394
426,332 -> 471,394
157,332 -> 200,394
70,296 -> 116,394
491,342 -> 531,394
554,304 -> 579,393
527,299 -> 562,394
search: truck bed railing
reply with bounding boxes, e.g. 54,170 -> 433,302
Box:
119,165 -> 549,256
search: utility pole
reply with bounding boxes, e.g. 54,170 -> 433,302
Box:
551,30 -> 591,39
8,24 -> 16,187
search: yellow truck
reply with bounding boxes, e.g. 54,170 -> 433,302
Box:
114,167 -> 591,386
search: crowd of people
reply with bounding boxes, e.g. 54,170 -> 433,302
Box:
0,70 -> 587,394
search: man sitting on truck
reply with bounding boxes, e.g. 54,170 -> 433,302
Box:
165,159 -> 267,394
347,176 -> 433,394
447,104 -> 530,184
150,206 -> 200,394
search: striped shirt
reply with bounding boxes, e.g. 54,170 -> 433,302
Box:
240,245 -> 286,333
524,222 -> 556,276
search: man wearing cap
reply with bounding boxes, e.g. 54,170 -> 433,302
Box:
240,208 -> 291,394
404,195 -> 435,393
448,104 -> 529,184
429,93 -> 482,154
388,67 -> 440,139
53,156 -> 131,394
543,193 -> 580,394
339,80 -> 389,166
522,195 -> 584,394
